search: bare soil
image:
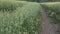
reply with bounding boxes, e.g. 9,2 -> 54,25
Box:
40,8 -> 59,34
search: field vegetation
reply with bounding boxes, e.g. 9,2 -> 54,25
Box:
0,0 -> 41,34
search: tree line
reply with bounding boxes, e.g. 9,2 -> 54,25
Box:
19,0 -> 60,2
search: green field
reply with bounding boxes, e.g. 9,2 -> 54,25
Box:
40,2 -> 60,23
0,0 -> 60,34
0,0 -> 41,34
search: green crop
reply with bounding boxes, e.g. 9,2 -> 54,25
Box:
0,1 -> 41,34
0,0 -> 24,11
41,2 -> 60,23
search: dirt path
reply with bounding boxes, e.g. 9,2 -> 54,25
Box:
40,7 -> 58,34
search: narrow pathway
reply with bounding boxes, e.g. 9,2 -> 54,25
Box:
40,7 -> 58,34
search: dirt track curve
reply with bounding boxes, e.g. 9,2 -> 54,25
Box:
40,7 -> 59,34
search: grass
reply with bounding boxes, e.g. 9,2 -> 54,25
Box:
0,0 -> 24,11
40,2 -> 60,23
0,1 -> 41,34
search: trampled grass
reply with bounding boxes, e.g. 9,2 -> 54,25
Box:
0,1 -> 41,34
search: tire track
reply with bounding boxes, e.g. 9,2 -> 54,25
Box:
40,7 -> 58,34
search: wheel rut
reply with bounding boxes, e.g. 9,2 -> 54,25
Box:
40,7 -> 58,34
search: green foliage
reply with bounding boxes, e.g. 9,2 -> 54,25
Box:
16,0 -> 40,2
41,2 -> 60,23
0,0 -> 24,11
1,0 -> 60,2
18,0 -> 59,2
0,1 -> 41,34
